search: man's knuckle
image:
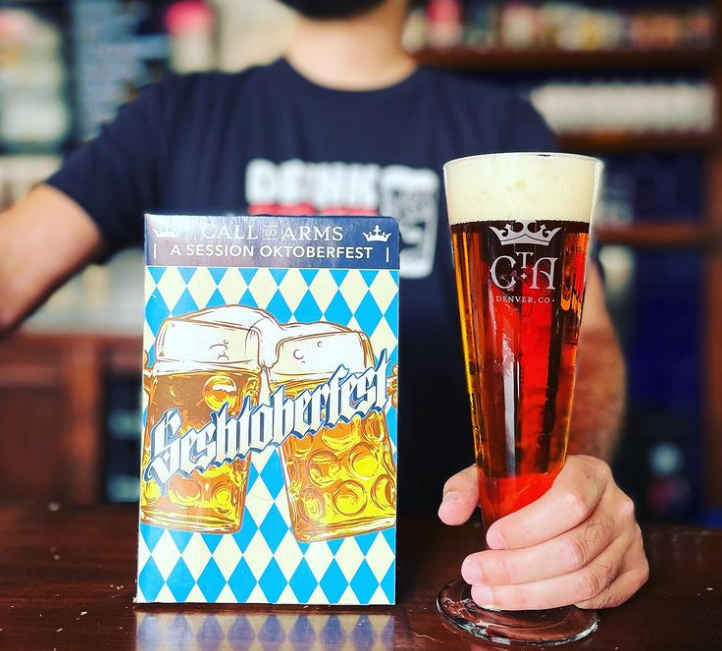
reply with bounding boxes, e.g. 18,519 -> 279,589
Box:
575,566 -> 604,600
444,466 -> 474,493
602,512 -> 619,539
518,518 -> 537,545
442,481 -> 459,496
561,535 -> 588,570
564,487 -> 592,520
502,517 -> 533,547
619,495 -> 636,521
604,560 -> 622,587
460,467 -> 476,486
495,554 -> 516,583
584,514 -> 615,547
442,476 -> 459,493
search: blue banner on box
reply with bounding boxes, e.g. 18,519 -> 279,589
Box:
136,214 -> 399,605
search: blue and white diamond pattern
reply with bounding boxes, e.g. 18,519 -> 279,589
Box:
137,265 -> 398,604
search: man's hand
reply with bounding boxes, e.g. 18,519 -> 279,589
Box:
438,455 -> 649,611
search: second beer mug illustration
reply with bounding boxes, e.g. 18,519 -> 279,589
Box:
271,323 -> 397,542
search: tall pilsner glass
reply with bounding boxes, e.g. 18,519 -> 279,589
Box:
438,153 -> 604,645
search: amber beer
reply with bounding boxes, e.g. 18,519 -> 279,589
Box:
140,306 -> 278,533
451,217 -> 590,526
445,153 -> 602,530
269,323 -> 397,542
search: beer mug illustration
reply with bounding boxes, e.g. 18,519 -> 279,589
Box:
269,323 -> 397,542
140,306 -> 281,533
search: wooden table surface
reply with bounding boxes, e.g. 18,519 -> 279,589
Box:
0,505 -> 720,651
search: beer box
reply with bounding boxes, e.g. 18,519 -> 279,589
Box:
136,214 -> 400,605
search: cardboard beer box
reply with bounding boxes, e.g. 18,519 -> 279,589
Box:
136,214 -> 400,605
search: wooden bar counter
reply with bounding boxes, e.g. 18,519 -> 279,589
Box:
0,505 -> 720,650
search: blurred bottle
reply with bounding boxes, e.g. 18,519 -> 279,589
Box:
500,2 -> 539,50
403,6 -> 428,52
686,8 -> 716,49
464,1 -> 499,48
412,2 -> 716,53
426,0 -> 463,49
531,79 -> 716,135
166,1 -> 216,73
648,442 -> 692,520
0,9 -> 70,152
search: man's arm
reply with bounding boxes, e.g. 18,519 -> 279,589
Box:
0,185 -> 104,333
568,264 -> 626,461
0,76 -> 171,335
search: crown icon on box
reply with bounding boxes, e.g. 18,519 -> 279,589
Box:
363,225 -> 392,243
153,228 -> 178,239
490,221 -> 561,247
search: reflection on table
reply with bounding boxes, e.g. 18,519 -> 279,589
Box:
135,611 -> 395,651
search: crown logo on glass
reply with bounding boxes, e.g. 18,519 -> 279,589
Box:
363,225 -> 392,243
490,222 -> 561,247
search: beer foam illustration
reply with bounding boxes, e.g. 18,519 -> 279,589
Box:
444,153 -> 603,225
155,305 -> 283,372
270,322 -> 368,381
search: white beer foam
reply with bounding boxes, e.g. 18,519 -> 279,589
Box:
444,153 -> 603,225
155,306 -> 283,373
270,322 -> 368,382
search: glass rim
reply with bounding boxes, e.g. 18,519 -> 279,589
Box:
443,151 -> 604,173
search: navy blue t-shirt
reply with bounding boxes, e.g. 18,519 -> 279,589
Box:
47,59 -> 555,514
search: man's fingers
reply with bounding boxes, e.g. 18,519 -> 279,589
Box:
469,534 -> 629,611
462,502 -> 619,585
575,524 -> 649,609
486,456 -> 612,550
438,465 -> 478,526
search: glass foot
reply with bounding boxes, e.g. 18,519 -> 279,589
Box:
437,577 -> 599,646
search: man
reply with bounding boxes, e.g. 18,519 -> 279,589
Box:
0,0 -> 647,610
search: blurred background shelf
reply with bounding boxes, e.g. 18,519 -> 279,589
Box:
595,223 -> 721,248
559,132 -> 721,153
415,48 -> 721,72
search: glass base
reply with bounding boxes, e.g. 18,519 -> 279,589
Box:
437,577 -> 599,646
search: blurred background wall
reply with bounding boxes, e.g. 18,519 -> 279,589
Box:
0,0 -> 720,525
